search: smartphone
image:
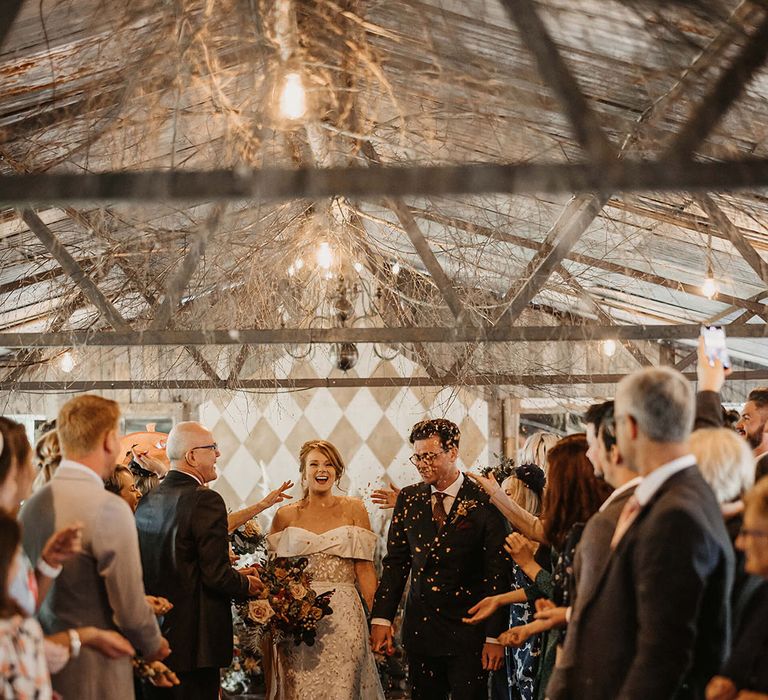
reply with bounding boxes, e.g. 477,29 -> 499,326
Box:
702,325 -> 731,368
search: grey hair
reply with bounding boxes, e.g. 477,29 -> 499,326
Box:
690,428 -> 754,504
615,367 -> 694,443
166,421 -> 208,462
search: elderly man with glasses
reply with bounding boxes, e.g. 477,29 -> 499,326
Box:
135,422 -> 262,700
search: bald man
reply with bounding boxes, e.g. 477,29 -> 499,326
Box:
135,422 -> 261,700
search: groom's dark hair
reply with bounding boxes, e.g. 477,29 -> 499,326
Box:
409,419 -> 461,451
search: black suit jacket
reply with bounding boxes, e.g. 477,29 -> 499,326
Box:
371,477 -> 508,657
556,466 -> 733,700
135,471 -> 250,673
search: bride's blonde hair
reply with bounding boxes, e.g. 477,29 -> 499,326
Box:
299,440 -> 346,497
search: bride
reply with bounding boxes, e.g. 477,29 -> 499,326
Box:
267,439 -> 385,699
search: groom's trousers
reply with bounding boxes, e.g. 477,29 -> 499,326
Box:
409,653 -> 487,700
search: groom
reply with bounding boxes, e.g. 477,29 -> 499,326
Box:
371,419 -> 508,699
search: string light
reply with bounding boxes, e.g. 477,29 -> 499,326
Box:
294,258 -> 304,271
316,242 -> 333,270
353,261 -> 363,274
278,72 -> 307,120
60,351 -> 75,373
602,339 -> 617,357
288,264 -> 295,277
391,261 -> 401,276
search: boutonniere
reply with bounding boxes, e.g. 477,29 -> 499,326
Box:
451,499 -> 479,525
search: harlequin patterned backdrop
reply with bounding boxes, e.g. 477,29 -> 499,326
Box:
199,346 -> 489,535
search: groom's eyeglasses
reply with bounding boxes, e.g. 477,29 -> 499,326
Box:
409,450 -> 448,466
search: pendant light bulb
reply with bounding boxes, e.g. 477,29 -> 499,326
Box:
278,72 -> 307,120
602,339 -> 617,358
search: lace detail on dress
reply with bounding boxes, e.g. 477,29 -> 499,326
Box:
304,552 -> 356,585
267,526 -> 384,700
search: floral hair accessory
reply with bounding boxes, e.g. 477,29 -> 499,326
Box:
514,463 -> 546,497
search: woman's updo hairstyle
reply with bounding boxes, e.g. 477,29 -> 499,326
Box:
298,440 -> 346,488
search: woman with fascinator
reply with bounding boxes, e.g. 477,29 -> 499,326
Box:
267,440 -> 385,699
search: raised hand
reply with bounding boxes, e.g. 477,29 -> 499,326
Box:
462,595 -> 500,625
259,481 -> 294,510
146,595 -> 173,616
697,335 -> 731,392
504,532 -> 536,567
465,471 -> 500,496
533,600 -> 567,629
132,449 -> 168,477
371,482 -> 400,510
41,523 -> 83,569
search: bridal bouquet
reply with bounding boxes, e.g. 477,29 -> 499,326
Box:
240,556 -> 335,647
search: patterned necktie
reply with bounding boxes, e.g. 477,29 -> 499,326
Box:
610,495 -> 641,549
433,492 -> 448,530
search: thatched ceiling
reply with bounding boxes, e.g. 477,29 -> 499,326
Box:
1,0 -> 768,397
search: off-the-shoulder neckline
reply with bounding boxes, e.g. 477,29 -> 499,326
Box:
274,524 -> 374,537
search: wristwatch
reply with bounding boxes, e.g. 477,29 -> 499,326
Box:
68,629 -> 81,659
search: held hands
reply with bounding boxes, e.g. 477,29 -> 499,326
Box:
41,523 -> 83,569
504,532 -> 536,567
465,471 -> 500,497
371,482 -> 401,510
533,599 -> 568,629
247,573 -> 264,596
370,624 -> 395,656
146,636 -> 171,662
462,595 -> 501,625
146,595 -> 173,616
481,642 -> 504,671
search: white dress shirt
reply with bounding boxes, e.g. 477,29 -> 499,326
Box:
633,454 -> 696,506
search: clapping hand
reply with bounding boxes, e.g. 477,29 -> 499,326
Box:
41,523 -> 83,569
498,625 -> 530,648
706,676 -> 738,700
533,599 -> 568,629
465,471 -> 500,497
258,481 -> 294,510
146,595 -> 173,616
371,482 -> 400,510
504,532 -> 536,567
146,661 -> 180,688
462,595 -> 501,625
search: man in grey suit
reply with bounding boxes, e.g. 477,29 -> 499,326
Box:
21,394 -> 169,699
550,367 -> 733,700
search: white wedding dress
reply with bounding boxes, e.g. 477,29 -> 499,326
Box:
266,525 -> 386,700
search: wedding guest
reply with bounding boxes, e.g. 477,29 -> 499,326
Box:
497,464 -> 545,700
0,511 -> 51,699
470,435 -> 610,699
691,427 -> 757,633
371,418 -> 508,699
546,404 -> 641,699
33,429 -> 61,491
20,395 -> 169,699
518,431 -> 559,481
706,476 -> 768,699
559,367 -> 733,699
735,387 -> 768,480
135,421 -> 261,700
105,465 -> 143,512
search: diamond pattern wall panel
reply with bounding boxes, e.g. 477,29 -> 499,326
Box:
202,346 -> 489,537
